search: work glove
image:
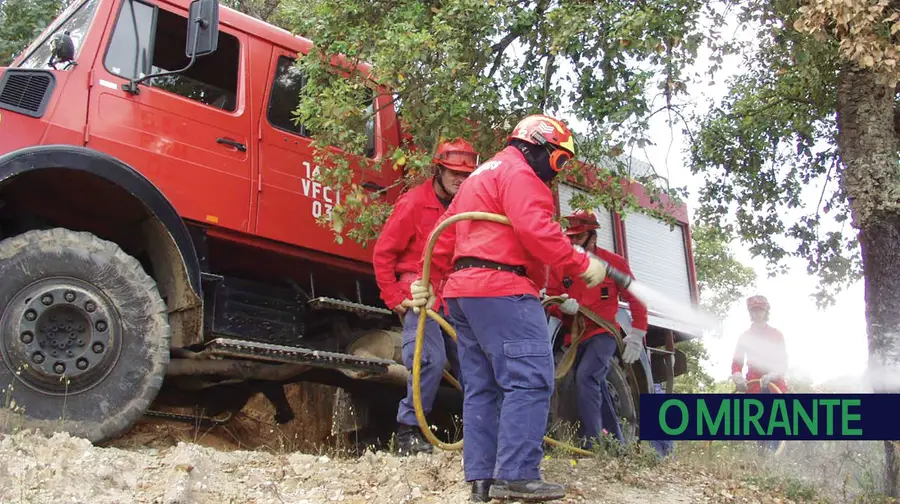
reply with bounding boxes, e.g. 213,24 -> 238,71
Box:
579,255 -> 608,288
560,296 -> 579,315
394,299 -> 418,315
408,279 -> 435,314
621,329 -> 645,364
538,288 -> 547,300
731,372 -> 747,392
761,373 -> 779,392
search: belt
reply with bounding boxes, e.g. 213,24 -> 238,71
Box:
453,257 -> 527,276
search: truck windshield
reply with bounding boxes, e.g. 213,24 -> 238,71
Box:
17,0 -> 101,70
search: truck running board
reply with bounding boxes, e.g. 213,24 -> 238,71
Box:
203,338 -> 393,374
307,296 -> 393,317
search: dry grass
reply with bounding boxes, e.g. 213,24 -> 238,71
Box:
539,418 -> 895,503
674,439 -> 894,503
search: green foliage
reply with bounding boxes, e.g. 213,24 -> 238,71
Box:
220,0 -> 287,24
692,221 -> 757,320
689,0 -> 862,307
279,0 -> 714,245
673,339 -> 715,393
0,0 -> 67,65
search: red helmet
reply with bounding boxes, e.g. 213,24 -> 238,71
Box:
747,295 -> 770,311
508,114 -> 576,172
433,138 -> 479,173
564,211 -> 600,236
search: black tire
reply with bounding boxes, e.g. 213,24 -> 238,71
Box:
0,228 -> 170,443
606,358 -> 637,444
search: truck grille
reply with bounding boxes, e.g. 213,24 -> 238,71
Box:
0,69 -> 55,118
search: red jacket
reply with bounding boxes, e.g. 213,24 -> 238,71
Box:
546,246 -> 648,345
732,323 -> 789,393
373,181 -> 448,311
422,146 -> 590,298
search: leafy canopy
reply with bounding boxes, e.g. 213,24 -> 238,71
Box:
689,0 -> 863,307
279,0 -> 715,245
0,0 -> 67,65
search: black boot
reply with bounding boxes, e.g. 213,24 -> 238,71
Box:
470,479 -> 493,502
395,424 -> 434,456
488,479 -> 566,501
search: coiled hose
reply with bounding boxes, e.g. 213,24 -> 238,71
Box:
410,211 -> 640,457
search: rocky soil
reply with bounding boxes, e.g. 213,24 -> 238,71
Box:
0,383 -> 832,504
0,428 -> 821,504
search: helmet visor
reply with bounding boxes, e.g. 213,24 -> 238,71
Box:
437,150 -> 479,169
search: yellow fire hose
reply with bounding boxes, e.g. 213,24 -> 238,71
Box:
410,211 -> 641,457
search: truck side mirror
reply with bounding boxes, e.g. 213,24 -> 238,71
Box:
123,0 -> 220,94
49,31 -> 76,69
186,0 -> 219,58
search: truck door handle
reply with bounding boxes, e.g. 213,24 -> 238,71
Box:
217,137 -> 247,152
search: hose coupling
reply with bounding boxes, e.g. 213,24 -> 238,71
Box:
605,264 -> 633,290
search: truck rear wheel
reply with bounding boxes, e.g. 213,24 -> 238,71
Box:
549,350 -> 638,446
0,228 -> 170,443
606,358 -> 638,444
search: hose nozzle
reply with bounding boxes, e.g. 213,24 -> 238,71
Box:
604,264 -> 633,290
576,245 -> 633,290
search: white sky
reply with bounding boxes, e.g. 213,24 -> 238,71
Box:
616,20 -> 871,387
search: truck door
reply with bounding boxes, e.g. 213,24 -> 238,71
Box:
84,0 -> 253,232
255,48 -> 390,263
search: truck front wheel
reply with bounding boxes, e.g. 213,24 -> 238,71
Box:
0,228 -> 170,443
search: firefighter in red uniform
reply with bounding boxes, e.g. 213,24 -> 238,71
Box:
409,115 -> 609,502
731,294 -> 789,452
373,139 -> 479,455
730,295 -> 789,394
545,210 -> 648,449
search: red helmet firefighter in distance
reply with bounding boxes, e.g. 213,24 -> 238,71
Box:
508,114 -> 576,173
747,295 -> 770,312
564,210 -> 601,236
746,294 -> 770,322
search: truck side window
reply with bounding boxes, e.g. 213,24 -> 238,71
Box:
267,55 -> 376,157
17,0 -> 101,70
103,0 -> 240,112
267,56 -> 307,137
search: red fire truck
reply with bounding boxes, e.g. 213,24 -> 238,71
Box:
0,0 -> 700,445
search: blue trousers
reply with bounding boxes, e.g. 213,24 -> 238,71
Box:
574,334 -> 624,447
648,382 -> 675,457
396,309 -> 461,427
756,387 -> 781,452
448,295 -> 554,482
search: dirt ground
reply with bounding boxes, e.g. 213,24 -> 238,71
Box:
0,428 -> 715,504
0,385 -> 833,503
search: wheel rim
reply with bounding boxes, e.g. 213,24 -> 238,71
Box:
1,277 -> 123,396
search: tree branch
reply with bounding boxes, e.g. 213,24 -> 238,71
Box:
725,95 -> 816,120
540,53 -> 555,110
487,0 -> 549,79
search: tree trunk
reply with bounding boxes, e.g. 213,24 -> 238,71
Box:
860,216 -> 900,496
836,63 -> 900,497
